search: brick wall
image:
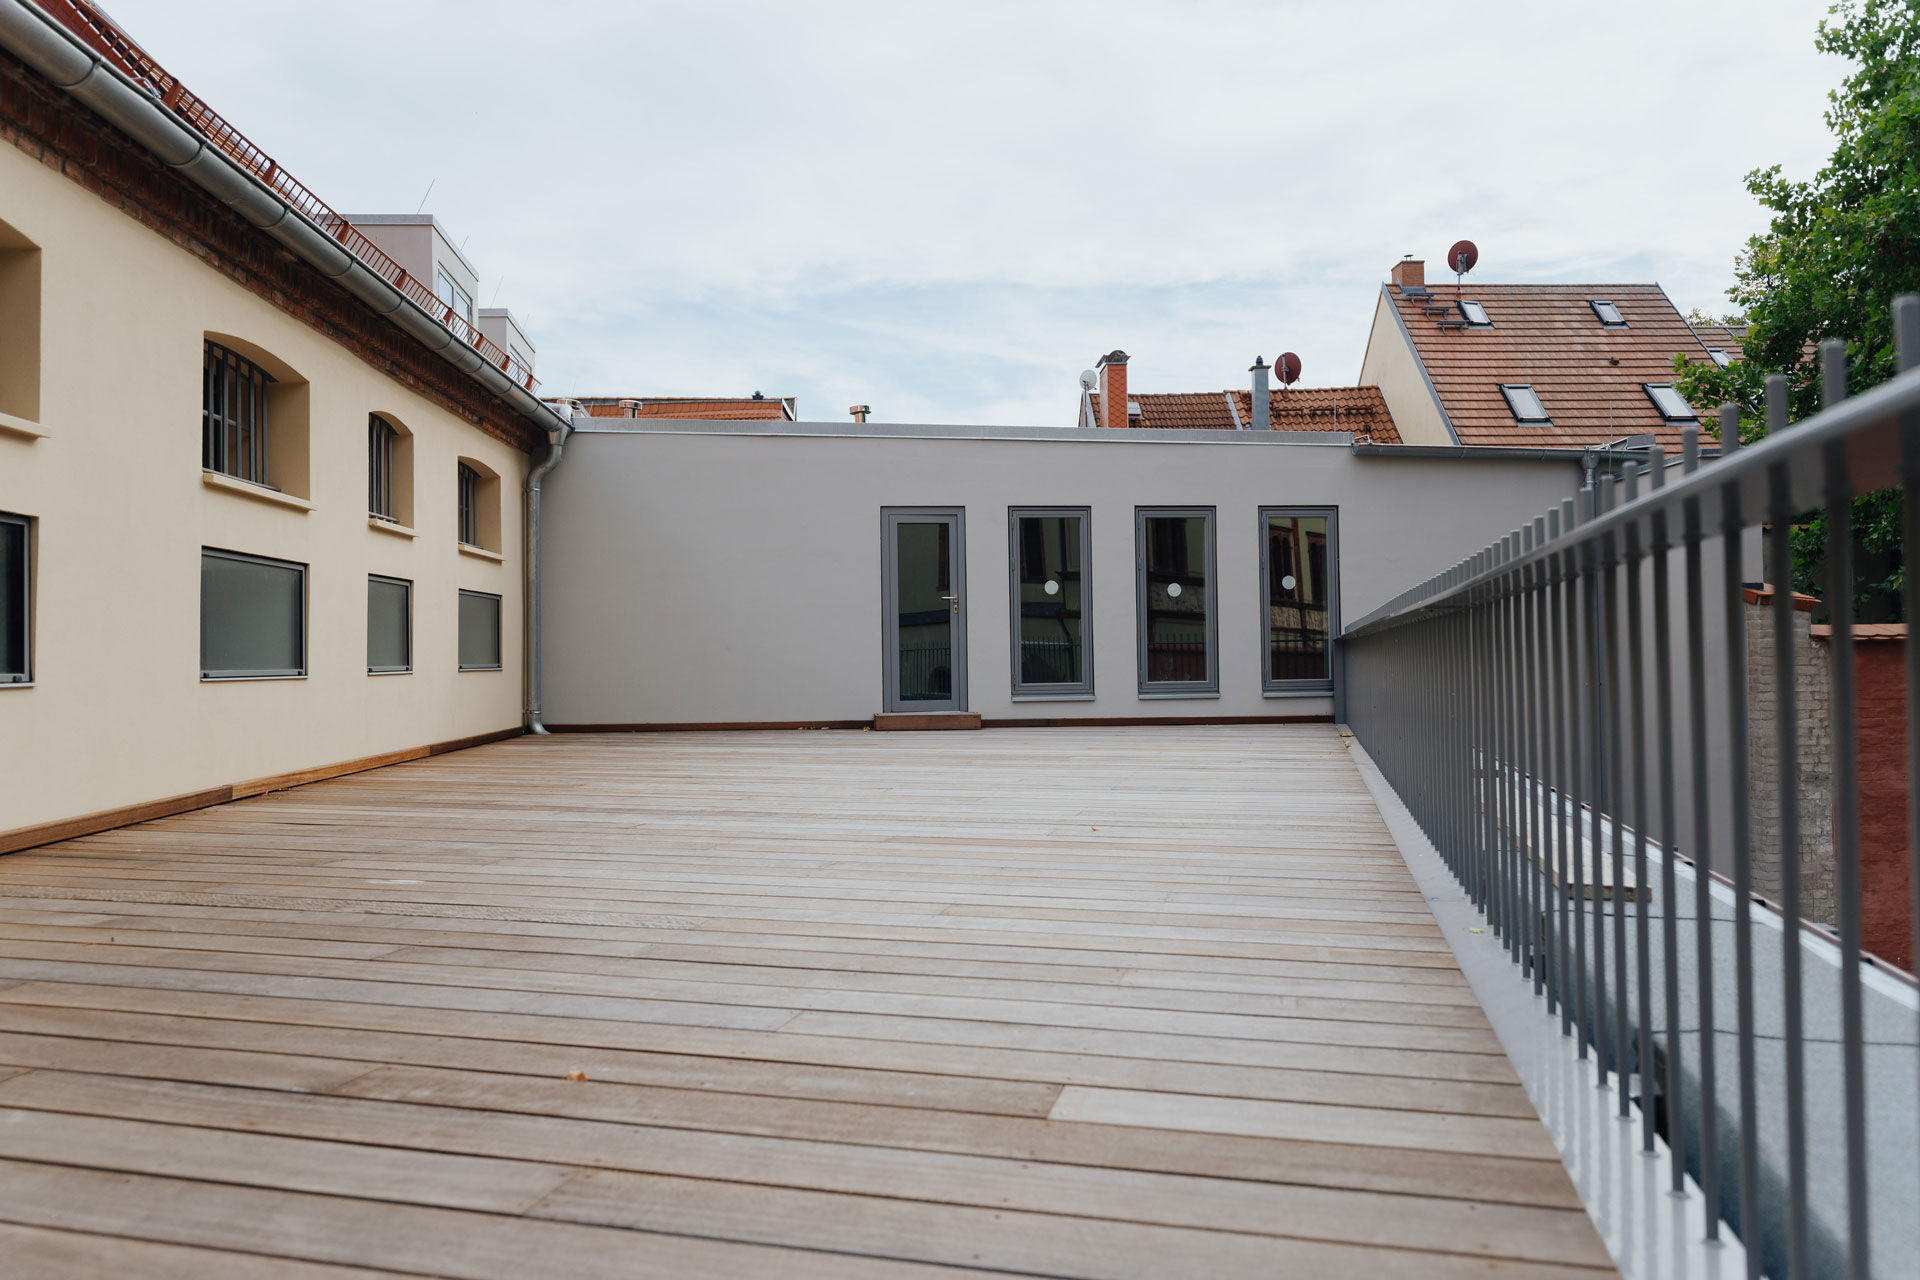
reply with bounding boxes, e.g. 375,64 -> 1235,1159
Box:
1745,593 -> 1837,925
0,47 -> 538,454
1848,636 -> 1913,970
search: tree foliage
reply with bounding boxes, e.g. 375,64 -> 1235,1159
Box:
1670,0 -> 1920,617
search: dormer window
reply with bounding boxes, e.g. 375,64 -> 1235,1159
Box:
1708,348 -> 1732,368
1643,384 -> 1698,423
1499,384 -> 1549,423
1459,300 -> 1490,327
1590,300 -> 1627,328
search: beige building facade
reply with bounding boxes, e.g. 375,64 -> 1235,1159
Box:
0,54 -> 551,841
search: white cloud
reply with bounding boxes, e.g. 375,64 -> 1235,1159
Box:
104,0 -> 1845,423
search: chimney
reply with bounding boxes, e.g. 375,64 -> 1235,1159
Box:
1390,256 -> 1425,289
848,404 -> 871,423
1248,356 -> 1270,432
1096,350 -> 1129,430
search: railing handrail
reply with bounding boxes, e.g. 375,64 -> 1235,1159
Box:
1345,351 -> 1920,638
39,0 -> 538,393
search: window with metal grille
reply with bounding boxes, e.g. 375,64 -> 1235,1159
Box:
1,511 -> 29,684
369,415 -> 397,518
203,341 -> 274,486
457,463 -> 481,546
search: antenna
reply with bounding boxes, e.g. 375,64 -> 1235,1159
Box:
1276,352 -> 1302,387
414,178 -> 436,215
1079,370 -> 1099,392
1448,239 -> 1479,294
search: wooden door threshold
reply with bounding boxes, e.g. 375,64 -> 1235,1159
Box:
872,712 -> 982,731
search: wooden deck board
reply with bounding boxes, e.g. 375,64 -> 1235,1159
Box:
0,725 -> 1613,1276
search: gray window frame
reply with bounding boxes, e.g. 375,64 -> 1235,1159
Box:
1642,382 -> 1699,423
1007,506 -> 1093,701
1134,506 -> 1219,699
1258,506 -> 1339,697
1499,383 -> 1551,424
200,547 -> 306,680
458,588 -> 503,672
1589,299 -> 1629,328
367,574 -> 412,675
1458,299 -> 1491,328
879,507 -> 968,714
369,414 -> 397,519
457,462 -> 481,546
0,511 -> 29,685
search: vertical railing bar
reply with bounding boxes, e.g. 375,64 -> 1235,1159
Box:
1721,410 -> 1761,1280
1553,499 -> 1573,1034
1590,476 -> 1612,1087
1571,490 -> 1591,1058
1891,299 -> 1920,1239
1686,420 -> 1720,1239
1532,513 -> 1549,997
1496,536 -> 1513,953
1820,338 -> 1869,1280
1766,372 -> 1810,1280
1605,497 -> 1630,1120
1626,462 -> 1655,1150
1650,446 -> 1685,1191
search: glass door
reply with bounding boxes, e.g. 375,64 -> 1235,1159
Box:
882,509 -> 966,713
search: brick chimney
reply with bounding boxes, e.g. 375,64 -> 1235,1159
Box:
1096,351 -> 1129,430
1390,257 -> 1425,289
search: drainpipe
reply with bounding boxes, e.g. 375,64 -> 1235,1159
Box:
524,408 -> 575,734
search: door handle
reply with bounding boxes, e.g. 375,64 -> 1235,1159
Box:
940,594 -> 960,602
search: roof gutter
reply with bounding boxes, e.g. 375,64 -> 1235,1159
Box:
0,0 -> 570,443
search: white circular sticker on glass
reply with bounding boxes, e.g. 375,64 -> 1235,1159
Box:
1166,582 -> 1183,598
1044,579 -> 1060,595
1282,574 -> 1297,591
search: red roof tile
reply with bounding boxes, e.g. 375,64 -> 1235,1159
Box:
569,396 -> 795,421
1388,283 -> 1718,450
1088,387 -> 1400,443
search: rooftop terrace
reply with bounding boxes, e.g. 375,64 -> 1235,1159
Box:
0,725 -> 1611,1277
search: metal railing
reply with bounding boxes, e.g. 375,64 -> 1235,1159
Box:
39,0 -> 538,393
1343,298 -> 1920,1280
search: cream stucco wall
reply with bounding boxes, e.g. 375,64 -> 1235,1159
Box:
1357,290 -> 1453,446
0,142 -> 529,834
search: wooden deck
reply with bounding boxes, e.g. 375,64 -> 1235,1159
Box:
0,725 -> 1614,1277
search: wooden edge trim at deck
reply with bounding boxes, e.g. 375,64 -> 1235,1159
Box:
546,721 -> 875,733
0,726 -> 525,856
548,713 -> 1336,733
873,713 -> 983,731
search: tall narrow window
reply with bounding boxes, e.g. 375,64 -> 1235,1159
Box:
1009,508 -> 1092,698
457,462 -> 480,546
368,575 -> 411,674
1261,508 -> 1336,693
203,341 -> 274,486
369,415 -> 397,518
201,548 -> 305,679
459,589 -> 502,670
1135,507 -> 1217,697
0,512 -> 29,684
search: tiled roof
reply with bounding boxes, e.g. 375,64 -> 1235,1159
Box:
1088,386 -> 1400,443
1387,283 -> 1718,450
571,397 -> 794,421
1689,322 -> 1748,363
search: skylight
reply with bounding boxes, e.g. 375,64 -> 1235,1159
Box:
1499,384 -> 1549,423
1459,300 -> 1490,327
1643,384 -> 1698,422
1708,348 -> 1732,368
1590,300 -> 1627,328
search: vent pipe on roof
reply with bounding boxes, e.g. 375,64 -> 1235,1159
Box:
1249,356 -> 1270,431
849,404 -> 871,423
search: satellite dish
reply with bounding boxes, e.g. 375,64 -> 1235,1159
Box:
1448,239 -> 1479,276
1277,352 -> 1302,386
1079,369 -> 1099,392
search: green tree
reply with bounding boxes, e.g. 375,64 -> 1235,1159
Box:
1672,0 -> 1920,618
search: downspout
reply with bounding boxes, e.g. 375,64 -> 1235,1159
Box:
523,412 -> 574,734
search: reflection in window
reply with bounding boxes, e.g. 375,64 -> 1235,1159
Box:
1264,512 -> 1332,687
1138,510 -> 1215,692
458,589 -> 501,671
1012,511 -> 1089,694
895,520 -> 952,702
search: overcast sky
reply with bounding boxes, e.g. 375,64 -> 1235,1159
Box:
105,0 -> 1846,425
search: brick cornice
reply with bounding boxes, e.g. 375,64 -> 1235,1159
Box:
0,46 -> 541,453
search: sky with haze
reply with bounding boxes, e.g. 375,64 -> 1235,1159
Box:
104,0 -> 1847,425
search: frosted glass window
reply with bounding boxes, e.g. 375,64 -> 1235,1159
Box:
368,575 -> 411,673
459,589 -> 501,671
201,548 -> 304,678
